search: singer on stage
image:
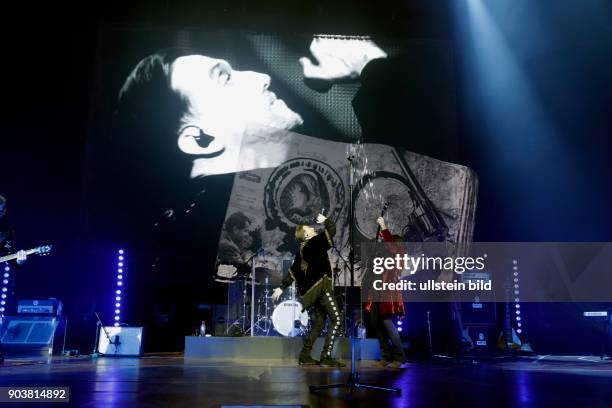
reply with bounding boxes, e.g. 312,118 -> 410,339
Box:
272,213 -> 345,367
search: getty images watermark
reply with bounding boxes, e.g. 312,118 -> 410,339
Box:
360,242 -> 612,303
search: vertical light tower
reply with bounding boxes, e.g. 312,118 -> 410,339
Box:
114,249 -> 125,327
0,263 -> 10,316
513,259 -> 522,335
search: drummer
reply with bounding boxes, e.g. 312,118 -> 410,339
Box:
272,214 -> 345,367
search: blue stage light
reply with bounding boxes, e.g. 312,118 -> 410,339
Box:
112,249 -> 126,327
397,327 -> 403,332
1,263 -> 9,316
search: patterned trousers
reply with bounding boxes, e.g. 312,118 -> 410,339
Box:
300,276 -> 343,359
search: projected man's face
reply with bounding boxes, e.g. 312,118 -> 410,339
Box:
169,55 -> 303,177
230,221 -> 254,249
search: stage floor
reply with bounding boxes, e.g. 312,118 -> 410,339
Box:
0,354 -> 611,407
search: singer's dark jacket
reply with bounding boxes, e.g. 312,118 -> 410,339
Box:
281,218 -> 336,296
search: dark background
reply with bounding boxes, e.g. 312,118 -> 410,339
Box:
1,0 -> 611,354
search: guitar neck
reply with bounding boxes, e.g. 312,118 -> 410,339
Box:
0,248 -> 39,263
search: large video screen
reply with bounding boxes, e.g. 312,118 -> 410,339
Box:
84,26 -> 471,292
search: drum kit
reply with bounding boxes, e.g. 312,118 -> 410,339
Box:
223,253 -> 310,337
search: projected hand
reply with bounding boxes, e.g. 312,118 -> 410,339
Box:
300,37 -> 387,81
272,287 -> 283,302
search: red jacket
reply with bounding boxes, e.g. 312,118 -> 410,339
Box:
364,229 -> 405,317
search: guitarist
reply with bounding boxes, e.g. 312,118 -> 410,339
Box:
362,216 -> 407,369
0,195 -> 27,364
0,196 -> 27,265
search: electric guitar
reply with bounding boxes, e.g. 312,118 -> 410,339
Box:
0,245 -> 53,263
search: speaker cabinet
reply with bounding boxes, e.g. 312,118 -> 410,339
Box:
0,315 -> 66,357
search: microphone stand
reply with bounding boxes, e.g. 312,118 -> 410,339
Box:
309,150 -> 401,396
93,312 -> 120,356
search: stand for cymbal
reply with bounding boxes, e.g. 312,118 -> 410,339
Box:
226,271 -> 252,336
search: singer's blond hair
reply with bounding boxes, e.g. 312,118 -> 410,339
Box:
295,225 -> 309,242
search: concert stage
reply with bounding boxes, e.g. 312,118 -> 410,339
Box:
185,336 -> 382,360
0,354 -> 610,407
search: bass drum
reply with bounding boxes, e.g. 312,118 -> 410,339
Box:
272,300 -> 309,337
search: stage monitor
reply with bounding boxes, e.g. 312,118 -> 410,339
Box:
97,326 -> 144,357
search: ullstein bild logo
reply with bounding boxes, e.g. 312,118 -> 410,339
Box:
372,254 -> 487,275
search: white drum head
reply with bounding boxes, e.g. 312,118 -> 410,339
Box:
271,300 -> 309,337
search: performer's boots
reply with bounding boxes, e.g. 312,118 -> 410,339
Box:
319,355 -> 346,367
298,354 -> 319,366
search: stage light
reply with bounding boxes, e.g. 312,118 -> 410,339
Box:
517,329 -> 522,334
0,301 -> 4,305
516,316 -> 521,321
397,321 -> 402,326
114,323 -> 119,327
515,304 -> 520,308
517,322 -> 522,327
397,327 -> 403,332
0,263 -> 9,316
112,249 -> 126,327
